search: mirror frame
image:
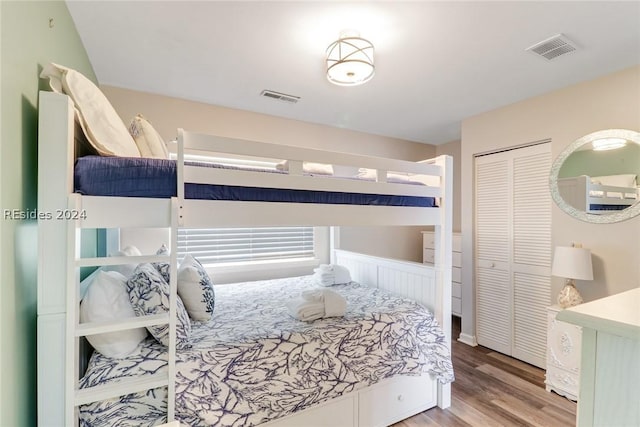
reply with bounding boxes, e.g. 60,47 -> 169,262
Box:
550,128 -> 640,224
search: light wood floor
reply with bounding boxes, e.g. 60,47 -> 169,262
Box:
394,317 -> 577,427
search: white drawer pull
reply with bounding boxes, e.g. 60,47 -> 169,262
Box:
397,394 -> 404,402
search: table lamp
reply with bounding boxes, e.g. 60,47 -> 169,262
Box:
551,244 -> 593,308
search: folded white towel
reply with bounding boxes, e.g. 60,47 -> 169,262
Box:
285,297 -> 325,321
312,264 -> 351,286
312,272 -> 334,286
332,265 -> 351,285
287,288 -> 347,321
322,289 -> 347,317
301,289 -> 324,302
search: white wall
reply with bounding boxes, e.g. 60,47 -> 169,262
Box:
102,86 -> 437,264
459,66 -> 640,343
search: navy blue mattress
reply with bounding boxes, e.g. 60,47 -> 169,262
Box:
589,204 -> 630,211
74,156 -> 436,207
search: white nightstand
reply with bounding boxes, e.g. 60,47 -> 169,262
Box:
546,305 -> 582,401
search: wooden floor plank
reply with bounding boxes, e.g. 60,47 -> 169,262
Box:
394,412 -> 446,427
492,393 -> 572,427
485,351 -> 547,388
419,408 -> 472,427
476,364 -> 577,413
540,403 -> 579,426
447,395 -> 509,427
391,317 -> 577,427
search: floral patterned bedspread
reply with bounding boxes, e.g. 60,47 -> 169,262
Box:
79,276 -> 454,426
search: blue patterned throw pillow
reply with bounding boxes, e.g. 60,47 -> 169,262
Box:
127,263 -> 191,349
152,244 -> 171,284
177,254 -> 215,321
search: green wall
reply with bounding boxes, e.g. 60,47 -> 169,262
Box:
559,142 -> 640,179
1,2 -> 96,425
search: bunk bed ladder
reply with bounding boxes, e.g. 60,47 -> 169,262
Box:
65,195 -> 180,425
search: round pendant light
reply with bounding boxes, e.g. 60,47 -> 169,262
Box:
326,30 -> 375,86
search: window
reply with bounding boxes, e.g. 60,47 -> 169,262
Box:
176,226 -> 315,266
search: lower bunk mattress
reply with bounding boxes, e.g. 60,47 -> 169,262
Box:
79,276 -> 454,426
74,156 -> 437,207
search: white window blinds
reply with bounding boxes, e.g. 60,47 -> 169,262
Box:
177,227 -> 315,265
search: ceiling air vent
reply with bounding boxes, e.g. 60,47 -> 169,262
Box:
260,90 -> 300,104
526,34 -> 577,60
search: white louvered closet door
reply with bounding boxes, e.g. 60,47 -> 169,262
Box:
475,142 -> 551,369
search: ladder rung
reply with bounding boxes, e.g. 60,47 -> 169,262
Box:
76,254 -> 171,267
76,313 -> 170,337
75,372 -> 168,406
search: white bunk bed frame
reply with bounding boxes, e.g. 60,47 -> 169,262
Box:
558,175 -> 639,213
37,91 -> 453,427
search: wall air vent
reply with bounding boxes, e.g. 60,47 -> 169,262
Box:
526,34 -> 577,60
260,90 -> 300,104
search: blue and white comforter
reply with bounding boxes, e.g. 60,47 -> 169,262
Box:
79,276 -> 454,426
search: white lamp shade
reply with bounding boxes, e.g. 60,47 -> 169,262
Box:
551,246 -> 593,280
326,31 -> 375,86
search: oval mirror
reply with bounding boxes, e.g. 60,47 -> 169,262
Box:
550,129 -> 640,223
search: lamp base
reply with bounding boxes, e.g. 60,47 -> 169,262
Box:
558,281 -> 583,308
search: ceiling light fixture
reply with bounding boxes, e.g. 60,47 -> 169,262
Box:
326,30 -> 375,86
592,137 -> 627,151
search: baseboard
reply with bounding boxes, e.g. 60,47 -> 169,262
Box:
457,333 -> 478,347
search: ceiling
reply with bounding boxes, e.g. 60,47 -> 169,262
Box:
66,1 -> 640,145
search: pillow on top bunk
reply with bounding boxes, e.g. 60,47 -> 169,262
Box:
357,168 -> 439,186
177,254 -> 216,321
128,114 -> 170,159
356,168 -> 413,183
276,161 -> 334,175
408,173 -> 440,187
127,263 -> 192,349
332,165 -> 359,178
80,270 -> 147,358
39,63 -> 140,158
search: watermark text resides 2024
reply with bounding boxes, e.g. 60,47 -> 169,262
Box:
3,209 -> 87,221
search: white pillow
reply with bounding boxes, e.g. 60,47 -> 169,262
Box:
356,168 -> 409,182
177,254 -> 215,321
104,245 -> 142,278
40,63 -> 140,158
590,174 -> 637,188
332,165 -> 359,178
129,114 -> 170,159
357,168 -> 437,186
408,173 -> 440,187
79,270 -> 147,358
276,161 -> 334,175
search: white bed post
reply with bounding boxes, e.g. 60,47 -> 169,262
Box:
329,226 -> 340,264
37,91 -> 75,426
176,129 -> 186,227
165,198 -> 180,421
434,155 -> 453,409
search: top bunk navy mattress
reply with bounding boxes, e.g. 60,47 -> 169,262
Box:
74,156 -> 437,207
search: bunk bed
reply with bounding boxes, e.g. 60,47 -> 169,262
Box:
558,174 -> 639,213
37,90 -> 454,427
